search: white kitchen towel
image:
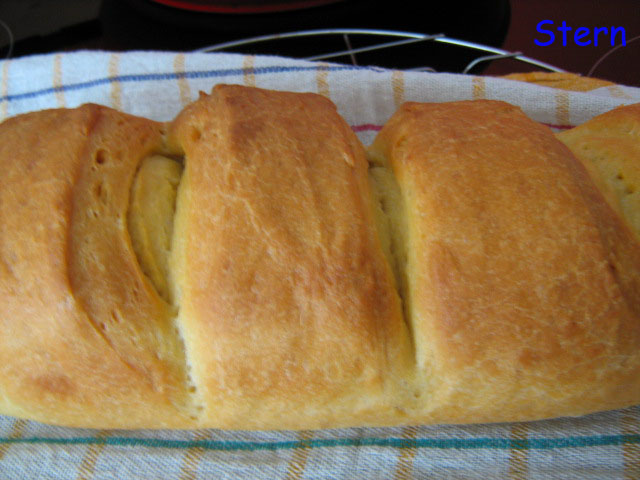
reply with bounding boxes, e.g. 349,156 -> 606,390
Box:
1,50 -> 639,480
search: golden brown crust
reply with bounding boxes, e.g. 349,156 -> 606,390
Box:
167,85 -> 412,429
369,100 -> 640,423
0,105 -> 197,428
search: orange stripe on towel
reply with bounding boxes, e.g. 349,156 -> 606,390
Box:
53,54 -> 65,107
109,53 -> 122,110
243,55 -> 256,87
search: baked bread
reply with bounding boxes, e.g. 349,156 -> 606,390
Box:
502,72 -> 616,91
369,100 -> 640,424
557,103 -> 640,238
0,84 -> 638,430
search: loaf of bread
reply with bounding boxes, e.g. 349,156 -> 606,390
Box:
0,84 -> 638,430
501,72 -> 616,91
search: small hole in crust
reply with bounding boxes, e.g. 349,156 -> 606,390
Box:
191,127 -> 202,142
188,405 -> 204,421
95,149 -> 107,165
130,285 -> 141,302
395,136 -> 408,151
110,310 -> 122,323
93,182 -> 108,204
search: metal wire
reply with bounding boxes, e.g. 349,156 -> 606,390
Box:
196,28 -> 565,73
305,34 -> 443,62
342,33 -> 357,66
0,18 -> 13,60
462,52 -> 522,74
587,33 -> 640,77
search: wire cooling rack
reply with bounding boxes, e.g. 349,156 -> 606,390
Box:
196,28 -> 565,74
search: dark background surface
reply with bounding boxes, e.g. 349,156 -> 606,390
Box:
484,0 -> 639,87
0,0 -> 637,86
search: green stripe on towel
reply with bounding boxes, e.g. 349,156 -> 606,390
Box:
0,434 -> 638,452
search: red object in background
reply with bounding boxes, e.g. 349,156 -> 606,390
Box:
150,0 -> 345,13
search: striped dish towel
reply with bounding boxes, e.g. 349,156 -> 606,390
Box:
1,51 -> 640,480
